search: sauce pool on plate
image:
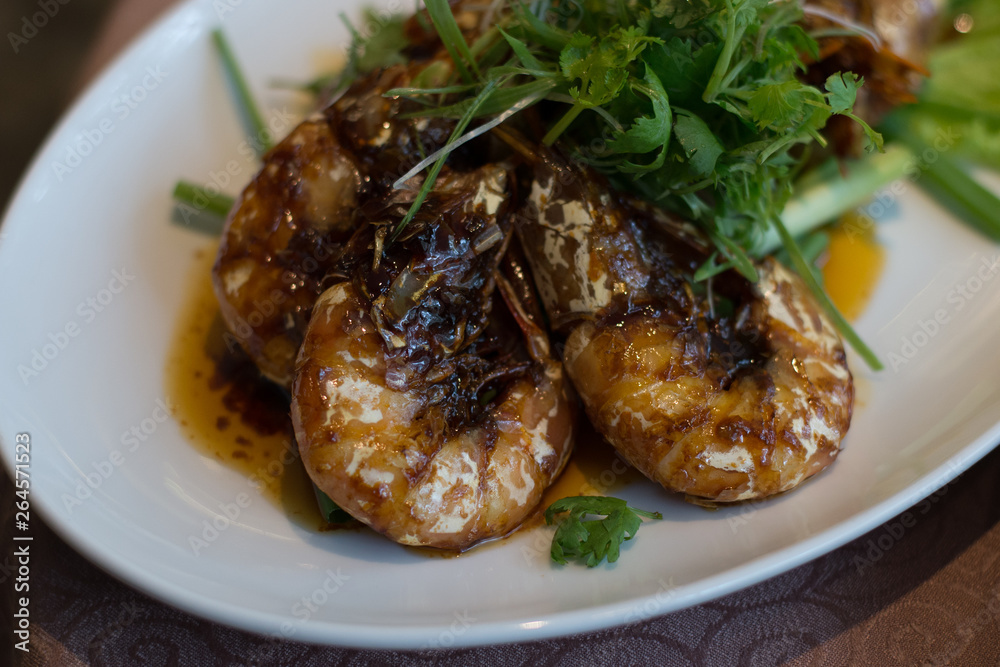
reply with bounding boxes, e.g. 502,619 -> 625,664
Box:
164,246 -> 323,529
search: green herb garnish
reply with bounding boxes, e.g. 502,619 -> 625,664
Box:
171,30 -> 271,227
405,0 -> 882,242
915,150 -> 1000,242
173,181 -> 235,219
211,29 -> 272,156
545,496 -> 662,567
424,0 -> 480,83
773,214 -> 883,370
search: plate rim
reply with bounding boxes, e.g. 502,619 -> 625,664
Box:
17,427 -> 999,649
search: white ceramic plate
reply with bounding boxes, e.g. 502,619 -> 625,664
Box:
3,0 -> 1000,649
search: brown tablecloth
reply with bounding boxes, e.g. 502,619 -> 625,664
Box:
4,2 -> 1000,664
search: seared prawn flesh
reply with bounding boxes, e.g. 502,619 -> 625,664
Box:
291,164 -> 575,549
516,149 -> 853,502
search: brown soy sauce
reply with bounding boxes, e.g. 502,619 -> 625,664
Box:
164,246 -> 324,529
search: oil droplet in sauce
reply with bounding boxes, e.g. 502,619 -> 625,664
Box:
164,245 -> 324,529
820,215 -> 886,321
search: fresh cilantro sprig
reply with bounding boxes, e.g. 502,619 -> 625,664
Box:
824,72 -> 884,152
317,0 -> 884,263
545,496 -> 662,567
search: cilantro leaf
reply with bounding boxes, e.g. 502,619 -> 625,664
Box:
643,38 -> 718,107
732,0 -> 771,29
748,80 -> 809,130
545,496 -> 662,567
825,72 -> 862,114
673,110 -> 724,176
609,67 -> 672,154
560,33 -> 608,106
826,73 -> 886,152
619,145 -> 668,174
560,27 -> 659,107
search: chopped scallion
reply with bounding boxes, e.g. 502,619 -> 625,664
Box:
172,180 -> 235,218
211,29 -> 273,156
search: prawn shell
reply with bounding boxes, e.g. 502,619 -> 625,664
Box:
291,283 -> 575,550
212,117 -> 363,387
563,258 -> 853,502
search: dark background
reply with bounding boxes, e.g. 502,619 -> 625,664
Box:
1,0 -> 116,213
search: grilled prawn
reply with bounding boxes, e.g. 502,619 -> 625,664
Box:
516,150 -> 853,502
213,63 -> 456,387
291,164 -> 575,549
212,117 -> 363,386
